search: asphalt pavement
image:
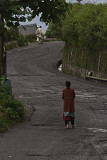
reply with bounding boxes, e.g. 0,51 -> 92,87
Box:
0,41 -> 107,160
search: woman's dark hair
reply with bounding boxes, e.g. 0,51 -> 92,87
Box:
65,81 -> 71,88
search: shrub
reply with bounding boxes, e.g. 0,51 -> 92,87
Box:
17,33 -> 28,47
4,28 -> 28,49
0,85 -> 25,132
25,34 -> 37,43
0,106 -> 9,132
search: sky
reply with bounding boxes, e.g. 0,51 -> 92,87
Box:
20,0 -> 107,33
20,15 -> 48,33
66,0 -> 107,3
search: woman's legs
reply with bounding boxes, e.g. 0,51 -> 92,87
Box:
64,117 -> 75,129
65,120 -> 69,129
71,119 -> 74,125
71,118 -> 75,128
65,120 -> 69,126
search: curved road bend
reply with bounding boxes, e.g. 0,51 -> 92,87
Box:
0,41 -> 107,160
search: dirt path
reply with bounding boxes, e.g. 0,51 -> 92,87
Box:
0,41 -> 107,160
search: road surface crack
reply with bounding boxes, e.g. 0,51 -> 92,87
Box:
27,106 -> 36,122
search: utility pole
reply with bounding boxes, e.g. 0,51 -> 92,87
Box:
0,14 -> 5,78
0,14 -> 3,77
0,15 -> 12,95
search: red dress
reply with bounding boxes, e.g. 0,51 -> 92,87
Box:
62,88 -> 75,121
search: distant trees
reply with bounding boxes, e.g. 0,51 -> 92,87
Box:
45,3 -> 72,39
45,20 -> 62,39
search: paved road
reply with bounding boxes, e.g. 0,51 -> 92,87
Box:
0,41 -> 107,160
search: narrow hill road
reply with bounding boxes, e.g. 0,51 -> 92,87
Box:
0,41 -> 107,160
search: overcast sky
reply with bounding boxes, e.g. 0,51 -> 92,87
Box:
66,0 -> 107,3
20,0 -> 107,33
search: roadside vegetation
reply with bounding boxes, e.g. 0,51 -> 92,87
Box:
4,28 -> 37,50
0,79 -> 25,132
46,3 -> 107,76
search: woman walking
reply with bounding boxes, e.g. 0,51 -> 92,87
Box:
62,81 -> 75,129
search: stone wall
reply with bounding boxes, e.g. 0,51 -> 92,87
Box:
62,62 -> 86,78
18,24 -> 37,36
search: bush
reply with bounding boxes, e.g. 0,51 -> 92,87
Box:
0,86 -> 25,132
0,106 -> 9,132
17,33 -> 28,47
25,34 -> 37,43
4,28 -> 28,49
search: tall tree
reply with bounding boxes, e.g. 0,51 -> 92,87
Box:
0,0 -> 67,28
0,0 -> 67,77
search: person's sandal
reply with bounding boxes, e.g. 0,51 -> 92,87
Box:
66,124 -> 69,129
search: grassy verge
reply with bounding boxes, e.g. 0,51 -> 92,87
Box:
0,86 -> 25,132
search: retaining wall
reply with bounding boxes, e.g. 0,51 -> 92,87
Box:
62,61 -> 107,82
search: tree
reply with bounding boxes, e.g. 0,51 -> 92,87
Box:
0,0 -> 67,77
61,3 -> 107,75
45,3 -> 72,39
45,20 -> 63,39
0,0 -> 67,28
76,0 -> 82,3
